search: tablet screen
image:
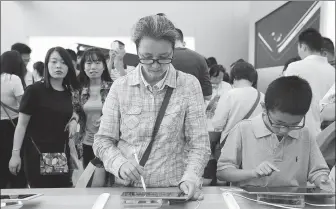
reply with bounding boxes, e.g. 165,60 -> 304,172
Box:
121,192 -> 186,199
1,194 -> 37,200
241,187 -> 335,196
1,194 -> 43,202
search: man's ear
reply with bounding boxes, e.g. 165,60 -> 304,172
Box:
183,41 -> 186,47
260,101 -> 267,113
302,43 -> 309,52
321,50 -> 328,58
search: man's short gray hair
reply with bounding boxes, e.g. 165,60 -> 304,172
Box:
131,15 -> 177,49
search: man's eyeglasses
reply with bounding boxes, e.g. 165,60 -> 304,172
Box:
266,112 -> 305,130
139,58 -> 173,65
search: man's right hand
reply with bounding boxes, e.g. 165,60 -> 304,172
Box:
109,50 -> 117,61
253,161 -> 280,178
119,160 -> 144,182
9,153 -> 21,175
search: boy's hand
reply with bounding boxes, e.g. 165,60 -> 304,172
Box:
253,161 -> 280,178
317,175 -> 335,192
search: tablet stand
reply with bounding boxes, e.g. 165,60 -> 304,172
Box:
121,199 -> 169,209
1,201 -> 23,208
257,194 -> 305,208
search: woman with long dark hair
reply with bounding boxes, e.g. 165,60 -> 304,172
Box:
72,47 -> 113,168
8,47 -> 80,188
0,50 -> 27,188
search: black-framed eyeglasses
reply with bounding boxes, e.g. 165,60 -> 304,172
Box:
266,111 -> 305,130
139,58 -> 173,65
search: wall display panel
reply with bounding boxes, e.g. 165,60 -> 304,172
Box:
255,1 -> 321,69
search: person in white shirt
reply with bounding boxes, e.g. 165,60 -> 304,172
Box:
284,28 -> 335,139
321,37 -> 335,68
11,43 -> 33,87
318,83 -> 335,168
320,83 -> 335,123
206,64 -> 232,131
212,61 -> 264,152
0,50 -> 27,188
107,40 -> 135,81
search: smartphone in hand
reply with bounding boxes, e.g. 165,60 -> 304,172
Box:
111,42 -> 119,51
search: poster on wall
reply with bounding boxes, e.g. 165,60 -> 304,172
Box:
255,1 -> 321,69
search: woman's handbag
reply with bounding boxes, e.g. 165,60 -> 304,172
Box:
30,139 -> 69,175
1,102 -> 69,175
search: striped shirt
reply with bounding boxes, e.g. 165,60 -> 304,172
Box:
93,64 -> 210,187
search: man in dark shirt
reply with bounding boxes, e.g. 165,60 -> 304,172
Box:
172,28 -> 212,101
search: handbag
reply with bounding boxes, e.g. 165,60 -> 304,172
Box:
1,101 -> 69,175
31,139 -> 69,175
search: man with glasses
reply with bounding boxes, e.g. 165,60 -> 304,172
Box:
217,76 -> 333,191
93,15 -> 210,201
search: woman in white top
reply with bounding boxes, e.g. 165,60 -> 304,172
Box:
212,61 -> 264,149
320,82 -> 335,125
206,64 -> 232,131
318,83 -> 335,168
0,50 -> 27,188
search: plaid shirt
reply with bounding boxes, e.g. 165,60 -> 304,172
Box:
93,64 -> 210,187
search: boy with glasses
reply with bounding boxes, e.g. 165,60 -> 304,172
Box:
217,76 -> 333,191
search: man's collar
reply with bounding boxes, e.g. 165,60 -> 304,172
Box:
129,64 -> 177,89
252,114 -> 300,139
304,55 -> 328,62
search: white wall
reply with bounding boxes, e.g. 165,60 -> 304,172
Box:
1,1 -> 27,53
320,1 -> 335,44
1,1 -> 250,69
249,1 -> 335,93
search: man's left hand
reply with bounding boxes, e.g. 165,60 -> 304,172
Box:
179,180 -> 204,201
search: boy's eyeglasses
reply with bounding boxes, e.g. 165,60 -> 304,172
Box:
266,112 -> 305,130
139,58 -> 173,65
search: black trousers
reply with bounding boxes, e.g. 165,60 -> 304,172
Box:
24,139 -> 72,188
0,118 -> 27,188
83,144 -> 95,169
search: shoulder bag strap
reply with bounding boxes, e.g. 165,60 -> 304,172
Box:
0,102 -> 17,127
1,101 -> 19,113
219,90 -> 261,150
139,71 -> 178,166
243,90 -> 261,120
1,102 -> 42,154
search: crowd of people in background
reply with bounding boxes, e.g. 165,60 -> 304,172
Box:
1,14 -> 335,200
